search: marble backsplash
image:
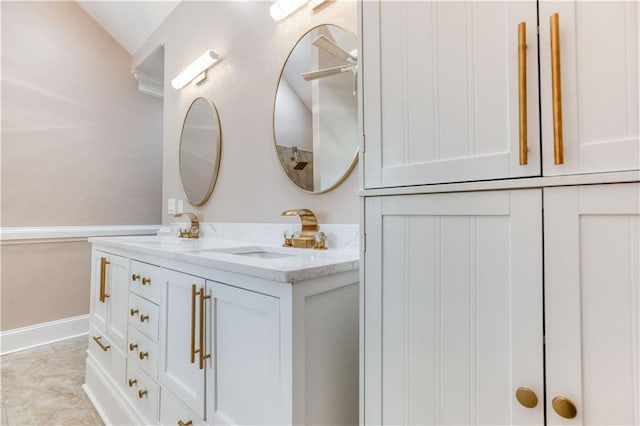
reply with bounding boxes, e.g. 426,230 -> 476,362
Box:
158,222 -> 359,250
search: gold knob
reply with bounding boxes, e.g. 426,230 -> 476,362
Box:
139,351 -> 149,360
130,308 -> 139,316
129,343 -> 138,351
132,274 -> 140,281
128,378 -> 137,387
178,421 -> 193,426
140,314 -> 149,322
552,396 -> 577,419
138,389 -> 148,399
515,387 -> 538,409
142,277 -> 151,285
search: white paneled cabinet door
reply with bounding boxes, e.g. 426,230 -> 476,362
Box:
362,1 -> 540,188
159,270 -> 206,419
90,251 -> 129,349
364,190 -> 543,424
206,281 -> 281,426
539,2 -> 639,176
544,183 -> 640,425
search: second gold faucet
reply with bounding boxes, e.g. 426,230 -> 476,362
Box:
281,208 -> 324,249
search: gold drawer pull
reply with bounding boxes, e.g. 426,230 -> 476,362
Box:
550,12 -> 564,164
128,378 -> 137,387
515,387 -> 538,408
99,257 -> 111,303
142,277 -> 151,285
140,314 -> 149,322
518,21 -> 528,165
552,396 -> 577,419
132,273 -> 140,281
139,351 -> 149,360
178,421 -> 193,426
130,308 -> 139,316
129,343 -> 138,351
138,389 -> 148,399
92,336 -> 110,352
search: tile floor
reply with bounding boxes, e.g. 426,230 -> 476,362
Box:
0,335 -> 103,425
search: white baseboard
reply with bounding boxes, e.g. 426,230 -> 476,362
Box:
0,314 -> 89,356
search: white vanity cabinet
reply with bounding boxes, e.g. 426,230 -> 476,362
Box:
361,1 -> 639,188
84,241 -> 359,426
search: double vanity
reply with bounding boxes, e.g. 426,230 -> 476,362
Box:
83,220 -> 359,425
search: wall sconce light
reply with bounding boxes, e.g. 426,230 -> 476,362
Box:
171,50 -> 220,90
269,0 -> 309,21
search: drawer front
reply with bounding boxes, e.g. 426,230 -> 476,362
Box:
126,360 -> 159,424
127,325 -> 159,379
129,292 -> 159,340
131,261 -> 161,304
88,327 -> 126,389
160,387 -> 206,426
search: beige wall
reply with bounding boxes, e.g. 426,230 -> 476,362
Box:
1,2 -> 163,331
134,1 -> 359,225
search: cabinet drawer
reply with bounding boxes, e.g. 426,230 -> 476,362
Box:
126,360 -> 159,424
88,327 -> 126,389
129,292 -> 159,341
160,387 -> 206,426
131,261 -> 161,304
128,325 -> 159,379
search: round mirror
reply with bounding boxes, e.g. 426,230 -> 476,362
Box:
179,97 -> 221,206
273,24 -> 358,193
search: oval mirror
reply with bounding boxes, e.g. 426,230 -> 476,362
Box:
273,24 -> 358,193
179,97 -> 222,206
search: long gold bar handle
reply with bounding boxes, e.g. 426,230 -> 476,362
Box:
178,421 -> 193,426
518,22 -> 528,165
199,290 -> 211,370
99,257 -> 110,303
92,336 -> 111,352
190,284 -> 199,364
550,12 -> 564,164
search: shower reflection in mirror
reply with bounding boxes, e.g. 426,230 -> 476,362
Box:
273,24 -> 358,194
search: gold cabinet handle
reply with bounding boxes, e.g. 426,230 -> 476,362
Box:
190,284 -> 199,364
92,336 -> 111,352
138,389 -> 148,399
130,308 -> 139,316
132,273 -> 140,281
142,277 -> 151,285
128,378 -> 137,387
129,343 -> 138,351
518,21 -> 528,165
99,257 -> 111,303
550,12 -> 564,164
199,289 -> 211,370
140,314 -> 149,322
178,421 -> 193,426
552,396 -> 577,419
139,351 -> 149,360
515,387 -> 538,408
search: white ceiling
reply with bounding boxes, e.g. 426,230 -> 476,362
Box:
77,1 -> 180,55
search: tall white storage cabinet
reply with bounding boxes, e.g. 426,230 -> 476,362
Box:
360,1 -> 640,424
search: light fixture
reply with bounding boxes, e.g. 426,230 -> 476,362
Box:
307,0 -> 327,10
171,50 -> 220,90
269,0 -> 308,21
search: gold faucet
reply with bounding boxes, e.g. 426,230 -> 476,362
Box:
281,208 -> 319,248
174,212 -> 200,239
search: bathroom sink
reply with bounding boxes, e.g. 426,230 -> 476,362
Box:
187,246 -> 311,259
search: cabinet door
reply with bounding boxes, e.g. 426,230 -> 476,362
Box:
544,183 -> 640,424
539,2 -> 639,176
362,1 -> 540,188
206,281 -> 281,426
159,269 -> 206,418
363,190 -> 543,424
90,251 -> 129,349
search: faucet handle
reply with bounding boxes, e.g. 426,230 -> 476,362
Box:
283,230 -> 294,247
315,232 -> 328,250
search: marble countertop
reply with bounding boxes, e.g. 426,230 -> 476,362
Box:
89,235 -> 359,283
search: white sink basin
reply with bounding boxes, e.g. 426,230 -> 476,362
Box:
187,246 -> 312,259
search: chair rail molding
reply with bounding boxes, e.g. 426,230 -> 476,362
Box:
0,225 -> 161,245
